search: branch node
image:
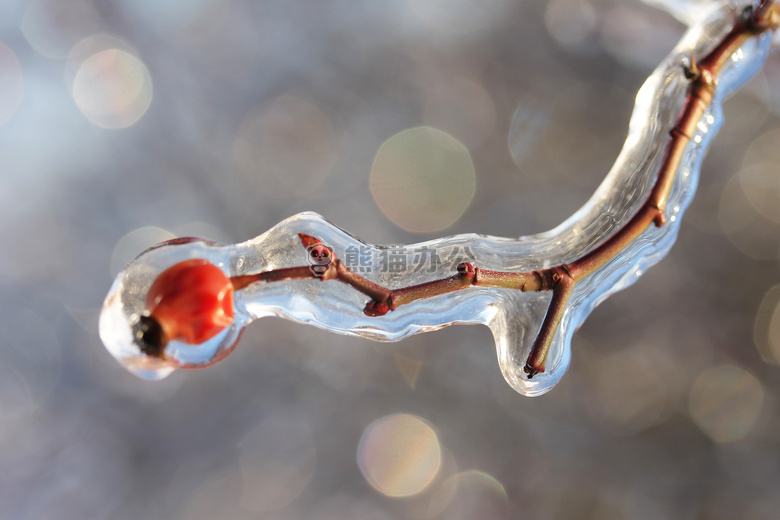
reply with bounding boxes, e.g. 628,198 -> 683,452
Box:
683,55 -> 701,81
457,262 -> 474,276
320,260 -> 340,280
534,270 -> 551,291
744,0 -> 778,31
364,300 -> 390,317
670,126 -> 691,140
649,204 -> 666,227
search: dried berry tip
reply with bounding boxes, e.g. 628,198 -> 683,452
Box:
523,363 -> 541,379
133,315 -> 168,358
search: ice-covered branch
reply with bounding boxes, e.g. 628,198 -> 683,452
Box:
100,1 -> 780,396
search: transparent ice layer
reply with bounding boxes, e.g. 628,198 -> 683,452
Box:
643,0 -> 721,25
100,1 -> 774,395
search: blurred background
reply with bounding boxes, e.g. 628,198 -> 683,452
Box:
2,0 -> 780,518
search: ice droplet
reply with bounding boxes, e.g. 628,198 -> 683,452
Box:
100,2 -> 774,395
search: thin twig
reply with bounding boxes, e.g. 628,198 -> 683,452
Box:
227,2 -> 780,378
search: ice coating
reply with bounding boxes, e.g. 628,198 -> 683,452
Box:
643,0 -> 721,25
100,2 -> 775,395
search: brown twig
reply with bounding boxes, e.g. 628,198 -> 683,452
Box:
228,2 -> 780,378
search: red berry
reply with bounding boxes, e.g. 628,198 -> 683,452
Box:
145,259 -> 234,346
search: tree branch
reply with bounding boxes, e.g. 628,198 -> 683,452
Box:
225,2 -> 780,377
100,1 -> 780,392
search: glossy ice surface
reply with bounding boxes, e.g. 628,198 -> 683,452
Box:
100,1 -> 774,395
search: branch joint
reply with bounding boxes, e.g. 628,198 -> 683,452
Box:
744,1 -> 779,32
683,55 -> 701,81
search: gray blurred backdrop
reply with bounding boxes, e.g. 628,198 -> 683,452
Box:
2,0 -> 780,518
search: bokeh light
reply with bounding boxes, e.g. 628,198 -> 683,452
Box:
718,171 -> 780,260
754,284 -> 780,364
688,365 -> 764,443
64,34 -> 136,95
508,95 -> 549,170
370,126 -> 475,233
233,95 -> 339,196
587,345 -> 678,435
21,0 -> 103,59
544,0 -> 597,51
392,446 -> 460,519
423,79 -> 496,150
738,163 -> 780,224
743,127 -> 780,165
71,48 -> 153,129
357,413 -> 441,497
0,41 -> 23,126
238,414 -> 317,511
110,226 -> 176,278
432,470 -> 507,520
717,74 -> 770,145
